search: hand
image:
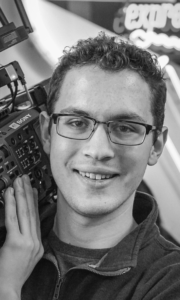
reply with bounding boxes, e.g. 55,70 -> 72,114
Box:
0,175 -> 44,300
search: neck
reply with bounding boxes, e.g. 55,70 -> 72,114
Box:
53,193 -> 137,249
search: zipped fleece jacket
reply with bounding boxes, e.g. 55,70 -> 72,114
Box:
22,192 -> 180,300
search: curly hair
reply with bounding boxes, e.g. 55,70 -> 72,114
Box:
47,32 -> 166,132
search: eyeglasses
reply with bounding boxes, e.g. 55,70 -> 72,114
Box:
50,114 -> 158,146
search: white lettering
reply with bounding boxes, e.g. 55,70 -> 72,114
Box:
125,4 -> 140,30
113,8 -> 125,34
130,29 -> 180,51
148,5 -> 157,29
165,3 -> 174,20
16,114 -> 31,125
9,122 -> 20,129
149,4 -> 166,29
124,3 -> 180,31
172,3 -> 180,29
139,5 -> 151,30
129,29 -> 151,49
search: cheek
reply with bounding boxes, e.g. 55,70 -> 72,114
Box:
116,148 -> 150,195
49,134 -> 79,176
49,140 -> 72,194
118,145 -> 151,178
51,131 -> 69,153
50,138 -> 68,170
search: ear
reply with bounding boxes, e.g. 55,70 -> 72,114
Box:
39,111 -> 51,155
148,126 -> 168,166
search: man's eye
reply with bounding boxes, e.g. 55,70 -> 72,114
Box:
119,125 -> 133,132
113,124 -> 135,133
67,119 -> 87,128
72,121 -> 84,127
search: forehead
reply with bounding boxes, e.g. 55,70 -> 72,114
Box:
54,66 -> 153,123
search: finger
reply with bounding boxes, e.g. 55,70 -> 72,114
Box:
32,188 -> 44,258
33,188 -> 41,241
22,175 -> 36,228
4,187 -> 20,236
23,176 -> 40,240
23,178 -> 43,257
13,176 -> 31,235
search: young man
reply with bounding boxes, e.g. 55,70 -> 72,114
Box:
1,32 -> 180,299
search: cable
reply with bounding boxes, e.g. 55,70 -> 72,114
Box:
11,81 -> 18,112
1,81 -> 19,112
0,83 -> 13,109
23,83 -> 34,106
7,82 -> 14,99
0,61 -> 34,112
15,83 -> 34,111
0,82 -> 17,112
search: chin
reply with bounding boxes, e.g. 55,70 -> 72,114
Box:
76,208 -> 114,218
72,199 -> 123,218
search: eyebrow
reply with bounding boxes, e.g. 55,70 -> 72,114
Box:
59,107 -> 90,117
112,113 -> 146,123
59,107 -> 147,123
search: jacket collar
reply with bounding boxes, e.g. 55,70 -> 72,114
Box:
41,191 -> 159,275
88,192 -> 159,274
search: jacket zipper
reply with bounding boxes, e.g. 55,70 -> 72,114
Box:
53,276 -> 63,300
44,254 -> 62,300
51,259 -> 62,300
45,253 -> 131,299
67,265 -> 131,277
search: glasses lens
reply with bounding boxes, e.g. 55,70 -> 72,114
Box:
57,115 -> 94,139
109,121 -> 146,145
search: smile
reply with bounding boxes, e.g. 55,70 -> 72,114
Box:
78,171 -> 115,180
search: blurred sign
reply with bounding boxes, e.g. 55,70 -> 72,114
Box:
49,1 -> 180,63
113,3 -> 180,53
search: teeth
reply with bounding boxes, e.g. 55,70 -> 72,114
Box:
79,171 -> 113,180
90,173 -> 96,179
79,171 -> 86,177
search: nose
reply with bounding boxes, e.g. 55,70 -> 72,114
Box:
82,124 -> 115,161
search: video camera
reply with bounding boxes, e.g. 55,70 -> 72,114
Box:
0,1 -> 56,243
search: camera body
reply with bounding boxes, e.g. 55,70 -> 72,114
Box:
0,1 -> 56,245
0,108 -> 55,204
0,107 -> 56,244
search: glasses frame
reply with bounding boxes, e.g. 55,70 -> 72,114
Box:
50,113 -> 158,146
